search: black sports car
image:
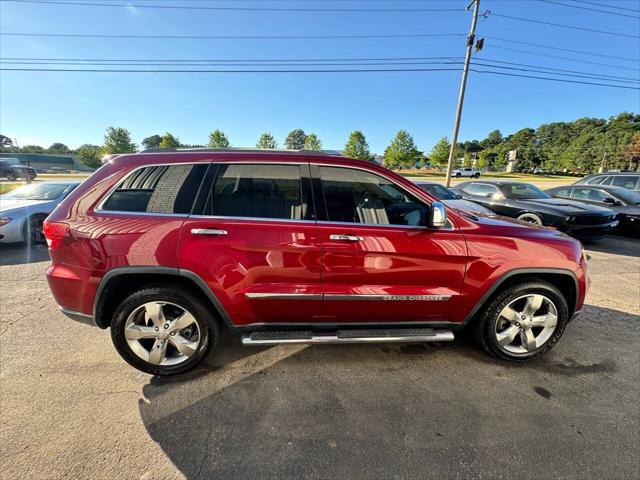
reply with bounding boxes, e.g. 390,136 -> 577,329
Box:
452,180 -> 619,240
546,185 -> 640,236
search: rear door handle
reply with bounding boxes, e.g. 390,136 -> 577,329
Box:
330,234 -> 363,242
191,228 -> 228,236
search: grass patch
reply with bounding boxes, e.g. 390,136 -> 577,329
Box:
0,183 -> 21,195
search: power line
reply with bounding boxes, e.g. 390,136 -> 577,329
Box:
2,56 -> 636,83
0,31 -> 465,40
490,12 -> 640,38
484,35 -> 639,62
1,65 -> 636,90
538,0 -> 640,18
566,0 -> 640,13
0,0 -> 463,12
487,44 -> 640,71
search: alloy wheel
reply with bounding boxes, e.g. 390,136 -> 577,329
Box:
28,216 -> 46,243
124,301 -> 201,366
517,213 -> 543,226
494,294 -> 558,355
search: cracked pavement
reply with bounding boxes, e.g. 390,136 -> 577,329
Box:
1,236 -> 639,479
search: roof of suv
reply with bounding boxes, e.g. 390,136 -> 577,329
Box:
140,147 -> 340,157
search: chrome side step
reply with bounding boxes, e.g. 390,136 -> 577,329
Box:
241,328 -> 455,346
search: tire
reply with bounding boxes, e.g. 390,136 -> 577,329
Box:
517,212 -> 544,226
8,172 -> 17,181
473,280 -> 569,362
23,214 -> 47,245
474,173 -> 481,178
456,173 -> 461,178
111,286 -> 219,375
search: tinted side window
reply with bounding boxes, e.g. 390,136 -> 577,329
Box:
553,188 -> 571,198
611,175 -> 639,189
320,166 -> 427,226
203,164 -> 305,220
102,164 -> 207,214
571,188 -> 610,203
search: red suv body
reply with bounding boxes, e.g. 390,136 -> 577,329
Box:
44,150 -> 587,375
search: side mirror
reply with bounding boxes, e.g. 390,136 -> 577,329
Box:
454,193 -> 463,199
430,201 -> 447,228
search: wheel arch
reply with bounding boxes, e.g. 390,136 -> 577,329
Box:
462,268 -> 579,328
21,212 -> 48,241
93,267 -> 234,330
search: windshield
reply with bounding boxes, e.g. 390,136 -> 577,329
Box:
2,183 -> 69,200
503,183 -> 550,200
417,183 -> 458,200
613,188 -> 640,204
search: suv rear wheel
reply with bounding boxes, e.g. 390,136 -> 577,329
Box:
111,286 -> 218,375
474,281 -> 569,361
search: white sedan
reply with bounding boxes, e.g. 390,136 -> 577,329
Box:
0,181 -> 80,244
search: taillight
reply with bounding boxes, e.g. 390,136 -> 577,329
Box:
43,221 -> 70,249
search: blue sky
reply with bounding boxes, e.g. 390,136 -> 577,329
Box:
0,0 -> 638,153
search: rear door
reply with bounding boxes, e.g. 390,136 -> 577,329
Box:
314,165 -> 467,324
179,161 -> 322,327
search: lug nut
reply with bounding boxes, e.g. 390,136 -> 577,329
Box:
154,326 -> 159,331
170,331 -> 176,336
164,324 -> 169,329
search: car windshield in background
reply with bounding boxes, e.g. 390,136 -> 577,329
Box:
613,188 -> 640,205
418,183 -> 458,200
503,183 -> 550,200
2,183 -> 68,200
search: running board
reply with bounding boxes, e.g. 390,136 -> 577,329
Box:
241,328 -> 455,346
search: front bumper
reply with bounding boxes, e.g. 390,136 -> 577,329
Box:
562,219 -> 619,239
0,219 -> 25,243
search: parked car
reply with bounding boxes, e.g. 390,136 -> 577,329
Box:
0,181 -> 80,244
453,167 -> 481,178
546,185 -> 640,235
574,172 -> 639,191
533,167 -> 546,175
44,149 -> 588,375
452,180 -> 618,240
0,159 -> 37,181
414,181 -> 493,214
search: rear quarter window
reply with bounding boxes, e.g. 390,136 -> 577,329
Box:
100,164 -> 208,214
611,175 -> 639,189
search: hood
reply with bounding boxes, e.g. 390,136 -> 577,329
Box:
444,199 -> 494,215
517,198 -> 614,215
0,198 -> 57,214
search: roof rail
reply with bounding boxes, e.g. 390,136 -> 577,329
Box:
140,147 -> 339,156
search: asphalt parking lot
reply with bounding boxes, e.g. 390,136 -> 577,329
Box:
1,236 -> 638,480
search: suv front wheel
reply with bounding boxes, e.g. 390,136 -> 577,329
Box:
474,280 -> 569,361
111,286 -> 218,375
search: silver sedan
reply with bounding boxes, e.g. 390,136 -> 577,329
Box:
0,181 -> 80,244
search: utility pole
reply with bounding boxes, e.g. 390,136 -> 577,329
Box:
445,0 -> 481,187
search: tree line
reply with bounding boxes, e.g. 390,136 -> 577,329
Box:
1,111 -> 638,172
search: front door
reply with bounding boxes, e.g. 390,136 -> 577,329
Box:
179,162 -> 322,327
315,165 -> 467,324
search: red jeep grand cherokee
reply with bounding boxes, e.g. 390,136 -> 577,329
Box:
44,150 -> 588,375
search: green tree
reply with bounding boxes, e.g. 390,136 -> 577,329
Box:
429,137 -> 451,168
0,135 -> 12,147
256,132 -> 277,149
383,130 -> 422,169
284,129 -> 306,149
303,133 -> 322,151
20,145 -> 45,153
103,127 -> 137,154
142,134 -> 162,150
344,130 -> 372,160
48,143 -> 71,154
480,130 -> 503,150
76,144 -> 102,169
208,129 -> 230,148
158,132 -> 181,149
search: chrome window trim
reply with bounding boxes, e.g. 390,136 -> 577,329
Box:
188,214 -> 317,225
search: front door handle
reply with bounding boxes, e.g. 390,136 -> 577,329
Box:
330,234 -> 363,242
191,228 -> 228,236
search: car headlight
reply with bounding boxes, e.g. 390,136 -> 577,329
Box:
564,215 -> 576,223
0,217 -> 13,226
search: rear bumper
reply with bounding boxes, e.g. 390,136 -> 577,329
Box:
59,306 -> 96,326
